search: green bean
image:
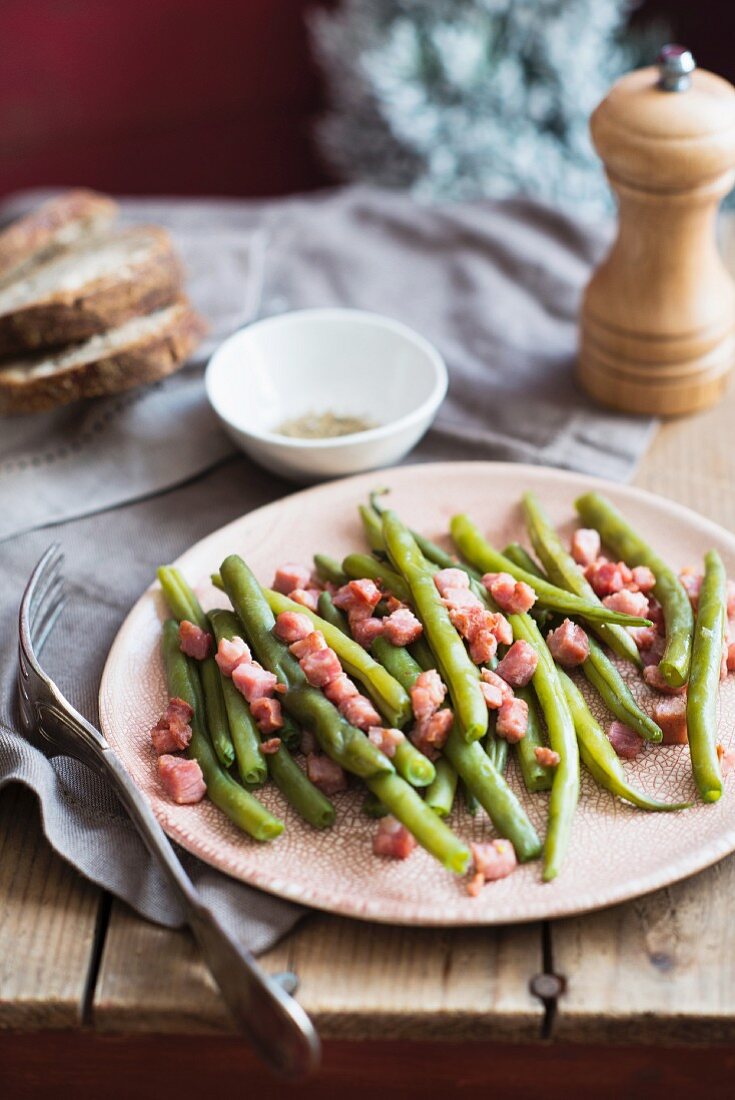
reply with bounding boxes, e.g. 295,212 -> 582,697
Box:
513,686 -> 554,793
157,566 -> 235,768
367,771 -> 470,873
382,510 -> 488,742
559,671 -> 690,812
208,609 -> 267,785
363,792 -> 389,818
575,491 -> 694,687
313,553 -> 347,588
317,590 -> 350,635
462,782 -> 481,816
369,637 -> 436,787
510,613 -> 579,881
342,553 -> 412,604
220,555 -> 393,779
161,619 -> 283,839
266,742 -> 336,828
263,588 -> 412,729
449,514 -> 653,629
424,758 -> 458,818
522,491 -> 643,668
409,636 -> 436,672
211,571 -> 224,591
489,736 -> 509,775
359,503 -> 387,553
687,549 -> 726,802
502,542 -> 545,578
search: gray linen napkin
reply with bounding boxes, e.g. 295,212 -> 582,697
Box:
0,187 -> 656,954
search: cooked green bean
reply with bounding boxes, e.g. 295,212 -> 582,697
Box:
369,637 -> 436,787
522,491 -> 643,668
510,613 -> 579,881
208,609 -> 267,785
560,671 -> 690,812
342,553 -> 412,604
363,792 -> 389,818
449,514 -> 653,629
317,590 -> 350,635
367,771 -> 470,873
687,549 -> 726,802
161,619 -> 283,839
575,491 -> 694,687
502,542 -> 545,578
157,566 -> 235,768
513,686 -> 554,793
462,782 -> 481,816
382,510 -> 488,742
489,735 -> 509,775
359,503 -> 387,553
425,758 -> 458,818
264,588 -> 412,729
220,555 -> 393,779
313,553 -> 347,588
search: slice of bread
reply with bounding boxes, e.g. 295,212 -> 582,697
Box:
0,189 -> 118,287
0,225 -> 184,357
0,298 -> 207,415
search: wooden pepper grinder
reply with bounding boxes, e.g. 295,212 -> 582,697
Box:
579,46 -> 735,415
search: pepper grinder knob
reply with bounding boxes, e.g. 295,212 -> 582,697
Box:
579,48 -> 735,415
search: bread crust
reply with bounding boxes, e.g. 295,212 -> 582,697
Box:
0,226 -> 184,357
0,189 -> 119,285
0,300 -> 208,415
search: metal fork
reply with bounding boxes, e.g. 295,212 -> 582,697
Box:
17,545 -> 320,1079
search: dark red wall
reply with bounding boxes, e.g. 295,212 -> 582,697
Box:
0,0 -> 732,201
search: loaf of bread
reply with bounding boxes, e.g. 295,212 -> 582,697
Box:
0,298 -> 207,414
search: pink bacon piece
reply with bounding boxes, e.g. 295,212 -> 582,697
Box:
382,607 -> 423,646
534,746 -> 560,767
324,673 -> 359,707
273,611 -> 313,644
250,697 -> 284,733
718,744 -> 735,777
367,726 -> 405,758
300,647 -> 343,688
652,696 -> 688,745
150,697 -> 193,755
178,620 -> 213,661
373,816 -> 416,860
333,578 -> 382,615
602,589 -> 650,618
215,635 -> 251,677
585,559 -> 628,597
482,572 -> 536,614
571,528 -> 601,567
643,664 -> 687,696
306,753 -> 348,795
411,709 -> 453,759
496,640 -> 538,687
546,619 -> 590,668
288,587 -> 320,612
232,662 -> 279,702
410,669 -> 447,721
158,755 -> 206,804
273,563 -> 311,595
434,568 -> 471,596
496,696 -> 528,743
289,631 -> 328,659
466,839 -> 517,896
259,737 -> 282,755
728,642 -> 735,673
340,694 -> 382,731
481,667 -> 513,702
607,720 -> 643,760
631,565 -> 656,594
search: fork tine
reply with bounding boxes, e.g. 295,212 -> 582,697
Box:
29,574 -> 65,637
31,586 -> 67,658
27,549 -> 64,621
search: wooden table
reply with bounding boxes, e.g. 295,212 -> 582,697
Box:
4,363 -> 735,1099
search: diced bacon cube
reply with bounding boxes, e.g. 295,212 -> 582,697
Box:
373,816 -> 416,860
496,696 -> 528,742
643,664 -> 687,695
215,635 -> 251,676
383,607 -> 423,646
410,709 -> 453,758
178,620 -> 213,661
679,568 -> 702,610
351,616 -> 385,649
259,737 -> 282,754
630,566 -> 656,594
652,696 -> 688,745
300,646 -> 343,688
480,680 -> 504,710
639,634 -> 667,668
273,563 -> 311,595
534,746 -> 560,767
728,581 -> 735,619
728,642 -> 735,673
385,595 -> 406,614
469,628 -> 498,666
481,667 -> 514,701
300,729 -> 318,755
496,640 -> 538,687
340,694 -> 382,731
288,587 -> 320,611
324,673 -> 359,706
273,611 -> 313,644
410,669 -> 447,720
442,586 -> 482,610
717,743 -> 735,777
546,619 -> 590,667
367,726 -> 405,758
585,559 -> 626,597
571,528 -> 601,567
158,755 -> 206,804
646,598 -> 666,635
489,613 -> 514,646
602,589 -> 650,618
306,753 -> 348,795
607,721 -> 643,760
471,839 -> 517,882
150,697 -> 194,755
482,572 -> 536,614
628,625 -> 659,652
289,631 -> 328,659
232,662 -> 278,702
333,578 -> 382,613
250,697 -> 284,733
434,568 -> 470,596
467,872 -> 486,898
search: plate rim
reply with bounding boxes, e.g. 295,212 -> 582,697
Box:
99,459 -> 735,926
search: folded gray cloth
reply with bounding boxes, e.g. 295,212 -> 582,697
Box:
0,187 -> 656,955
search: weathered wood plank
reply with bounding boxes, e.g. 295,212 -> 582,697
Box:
0,785 -> 101,1029
94,903 -> 544,1040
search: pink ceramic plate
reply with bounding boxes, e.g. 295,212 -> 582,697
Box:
100,462 -> 735,925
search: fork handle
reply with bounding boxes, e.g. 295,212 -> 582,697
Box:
99,746 -> 320,1079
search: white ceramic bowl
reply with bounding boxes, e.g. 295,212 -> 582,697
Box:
204,308 -> 448,482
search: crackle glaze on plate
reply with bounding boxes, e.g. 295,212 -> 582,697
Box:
100,462 -> 735,925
